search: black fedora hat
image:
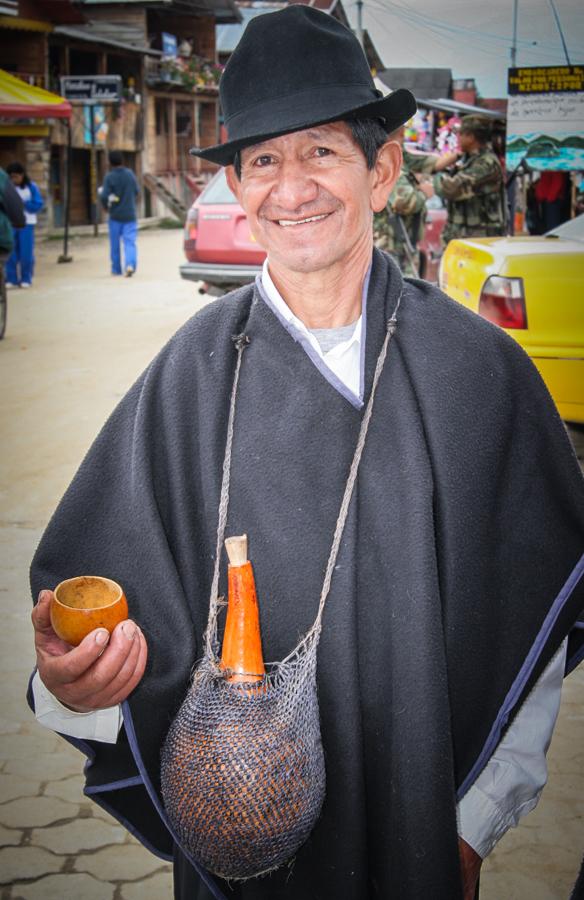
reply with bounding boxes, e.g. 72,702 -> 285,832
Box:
190,6 -> 416,166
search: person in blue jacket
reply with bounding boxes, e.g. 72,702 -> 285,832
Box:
100,151 -> 139,277
5,162 -> 43,288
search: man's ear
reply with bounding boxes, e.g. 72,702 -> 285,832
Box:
225,165 -> 242,203
370,140 -> 402,213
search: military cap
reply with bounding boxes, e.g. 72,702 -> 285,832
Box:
459,115 -> 492,142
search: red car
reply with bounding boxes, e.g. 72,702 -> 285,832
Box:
180,168 -> 263,294
180,169 -> 446,292
420,194 -> 447,283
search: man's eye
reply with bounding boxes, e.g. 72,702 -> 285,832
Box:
253,155 -> 275,167
314,147 -> 332,158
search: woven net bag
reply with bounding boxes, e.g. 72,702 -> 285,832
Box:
161,639 -> 324,879
161,314 -> 400,880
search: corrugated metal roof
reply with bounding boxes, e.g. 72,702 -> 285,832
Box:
378,68 -> 452,100
53,24 -> 161,54
418,97 -> 506,120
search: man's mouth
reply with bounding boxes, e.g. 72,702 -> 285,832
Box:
276,213 -> 330,227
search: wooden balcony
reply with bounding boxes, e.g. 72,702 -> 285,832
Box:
144,57 -> 219,96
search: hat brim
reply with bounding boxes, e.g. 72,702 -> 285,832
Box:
190,88 -> 417,166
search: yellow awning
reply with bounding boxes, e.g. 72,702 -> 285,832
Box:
0,68 -> 71,119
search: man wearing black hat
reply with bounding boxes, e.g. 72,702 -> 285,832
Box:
29,7 -> 584,900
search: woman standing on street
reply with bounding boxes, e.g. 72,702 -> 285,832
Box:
5,161 -> 43,289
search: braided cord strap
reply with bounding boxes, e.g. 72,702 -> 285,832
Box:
205,333 -> 250,658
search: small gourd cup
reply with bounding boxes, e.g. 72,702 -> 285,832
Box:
51,576 -> 128,646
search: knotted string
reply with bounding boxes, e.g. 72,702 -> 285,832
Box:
205,332 -> 250,658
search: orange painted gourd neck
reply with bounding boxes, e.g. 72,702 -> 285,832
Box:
220,560 -> 265,684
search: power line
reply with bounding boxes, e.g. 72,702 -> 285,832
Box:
366,6 -> 437,64
548,0 -> 572,64
511,0 -> 518,67
368,0 -> 582,57
366,0 -> 523,61
364,0 -> 583,63
367,0 -> 472,59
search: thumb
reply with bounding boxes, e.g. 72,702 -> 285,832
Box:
31,589 -> 55,635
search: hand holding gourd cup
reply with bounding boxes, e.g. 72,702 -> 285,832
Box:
51,576 -> 129,646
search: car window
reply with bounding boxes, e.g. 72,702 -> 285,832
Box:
200,169 -> 238,205
546,215 -> 584,242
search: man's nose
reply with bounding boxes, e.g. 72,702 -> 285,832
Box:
270,159 -> 319,211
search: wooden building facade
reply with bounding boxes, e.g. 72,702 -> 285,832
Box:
0,0 -> 240,229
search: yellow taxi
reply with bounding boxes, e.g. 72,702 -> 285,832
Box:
439,214 -> 584,423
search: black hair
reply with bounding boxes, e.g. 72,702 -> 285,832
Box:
232,117 -> 390,178
109,150 -> 123,167
460,119 -> 492,146
346,117 -> 392,168
6,161 -> 30,186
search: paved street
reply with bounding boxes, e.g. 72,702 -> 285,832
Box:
0,229 -> 582,899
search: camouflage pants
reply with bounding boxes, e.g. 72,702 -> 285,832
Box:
373,212 -> 420,277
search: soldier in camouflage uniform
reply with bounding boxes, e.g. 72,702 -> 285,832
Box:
373,128 -> 457,276
434,115 -> 506,245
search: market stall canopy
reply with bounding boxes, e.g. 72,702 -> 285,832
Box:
0,69 -> 72,119
417,97 -> 506,121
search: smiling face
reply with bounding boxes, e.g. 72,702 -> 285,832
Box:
225,121 -> 400,281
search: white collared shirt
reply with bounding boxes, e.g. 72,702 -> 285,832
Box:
261,261 -> 364,401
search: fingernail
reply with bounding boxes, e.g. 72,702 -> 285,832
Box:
95,629 -> 110,646
122,621 -> 137,640
38,590 -> 51,603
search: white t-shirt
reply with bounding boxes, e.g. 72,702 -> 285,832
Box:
15,185 -> 37,226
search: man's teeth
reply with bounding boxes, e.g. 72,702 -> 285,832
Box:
277,213 -> 328,227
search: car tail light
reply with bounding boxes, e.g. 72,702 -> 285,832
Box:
184,207 -> 199,251
478,276 -> 527,329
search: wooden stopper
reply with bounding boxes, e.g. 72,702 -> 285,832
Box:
221,534 -> 264,684
225,535 -> 248,566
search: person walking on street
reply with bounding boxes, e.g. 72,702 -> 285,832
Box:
434,115 -> 506,245
5,162 -> 43,288
100,150 -> 139,277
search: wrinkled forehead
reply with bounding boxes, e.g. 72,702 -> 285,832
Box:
239,120 -> 356,161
